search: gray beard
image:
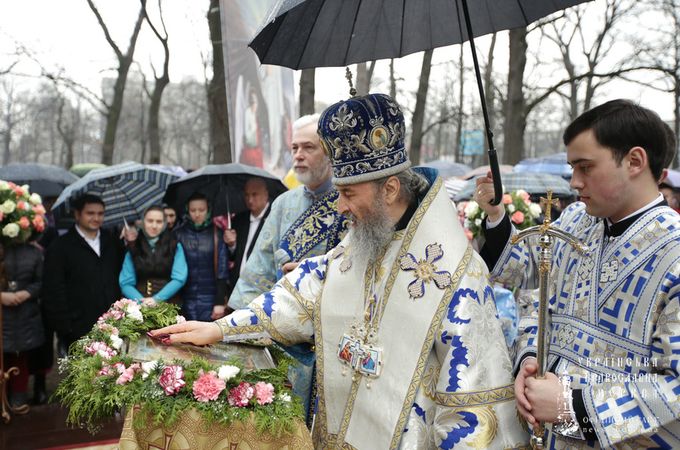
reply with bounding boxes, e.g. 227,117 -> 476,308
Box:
348,200 -> 394,267
295,162 -> 330,187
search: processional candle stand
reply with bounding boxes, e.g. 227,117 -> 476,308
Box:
0,244 -> 29,423
510,191 -> 588,449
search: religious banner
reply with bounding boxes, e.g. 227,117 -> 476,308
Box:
219,0 -> 296,177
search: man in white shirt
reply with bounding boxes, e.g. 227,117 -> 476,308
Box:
224,177 -> 271,298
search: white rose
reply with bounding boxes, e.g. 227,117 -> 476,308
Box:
0,181 -> 8,191
529,203 -> 542,218
278,393 -> 291,403
125,304 -> 144,322
141,360 -> 158,379
175,315 -> 186,324
2,200 -> 15,214
507,204 -> 516,213
109,334 -> 124,350
2,223 -> 19,238
464,201 -> 479,217
29,193 -> 42,205
217,364 -> 240,381
474,218 -> 482,227
516,189 -> 528,198
21,185 -> 30,195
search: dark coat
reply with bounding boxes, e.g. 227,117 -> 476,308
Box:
2,243 -> 44,353
227,205 -> 271,292
174,223 -> 228,321
41,227 -> 125,344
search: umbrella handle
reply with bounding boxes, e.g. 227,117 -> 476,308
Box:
488,148 -> 503,206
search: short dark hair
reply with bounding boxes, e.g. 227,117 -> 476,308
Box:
71,193 -> 104,212
563,99 -> 674,181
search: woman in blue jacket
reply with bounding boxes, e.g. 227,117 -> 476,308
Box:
173,192 -> 228,321
119,206 -> 187,303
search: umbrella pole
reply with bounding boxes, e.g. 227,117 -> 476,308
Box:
460,0 -> 502,206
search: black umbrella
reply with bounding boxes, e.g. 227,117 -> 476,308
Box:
162,163 -> 288,218
249,0 -> 592,204
0,163 -> 79,198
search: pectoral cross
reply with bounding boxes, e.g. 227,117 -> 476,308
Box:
540,192 -> 560,226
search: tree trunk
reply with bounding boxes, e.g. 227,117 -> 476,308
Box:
409,49 -> 434,165
454,47 -> 465,161
87,0 -> 146,165
389,59 -> 396,99
299,69 -> 315,116
207,0 -> 231,164
503,27 -> 528,165
356,61 -> 376,95
143,0 -> 171,165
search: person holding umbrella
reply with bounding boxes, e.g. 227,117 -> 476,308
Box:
118,205 -> 188,304
151,93 -> 528,449
476,99 -> 680,448
174,192 -> 229,321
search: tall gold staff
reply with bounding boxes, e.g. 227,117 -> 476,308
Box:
511,191 -> 588,449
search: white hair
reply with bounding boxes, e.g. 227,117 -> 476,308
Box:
293,113 -> 320,132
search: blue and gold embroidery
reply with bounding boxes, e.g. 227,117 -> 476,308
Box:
399,243 -> 452,299
278,190 -> 348,264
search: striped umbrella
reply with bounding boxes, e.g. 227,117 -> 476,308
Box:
52,161 -> 180,228
454,172 -> 575,201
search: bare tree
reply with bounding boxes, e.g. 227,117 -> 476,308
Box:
86,0 -> 145,165
503,27 -> 528,164
356,61 -> 376,95
409,50 -> 434,165
207,0 -> 231,163
141,0 -> 170,164
0,80 -> 23,165
299,69 -> 315,115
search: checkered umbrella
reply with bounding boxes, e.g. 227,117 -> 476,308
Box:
52,161 -> 180,228
454,171 -> 575,201
514,152 -> 572,179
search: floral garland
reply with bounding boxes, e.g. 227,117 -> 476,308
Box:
55,299 -> 303,435
0,180 -> 46,244
457,189 -> 543,239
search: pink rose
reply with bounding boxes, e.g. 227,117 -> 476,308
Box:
18,216 -> 30,230
192,370 -> 226,402
17,201 -> 28,211
502,194 -> 513,205
97,309 -> 125,323
158,365 -> 185,396
98,364 -> 112,376
511,211 -> 525,224
97,323 -> 119,335
113,299 -> 137,310
32,204 -> 46,215
13,187 -> 24,197
227,381 -> 254,407
254,382 -> 274,405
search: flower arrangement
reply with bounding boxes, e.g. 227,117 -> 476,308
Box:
457,189 -> 543,240
55,300 -> 303,435
0,180 -> 46,244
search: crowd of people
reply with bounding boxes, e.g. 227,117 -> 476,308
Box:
3,93 -> 680,449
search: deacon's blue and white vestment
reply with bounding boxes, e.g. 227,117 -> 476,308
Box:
216,174 -> 529,449
488,200 -> 680,449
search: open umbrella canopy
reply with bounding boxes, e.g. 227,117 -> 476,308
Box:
250,0 -> 592,69
421,160 -> 471,178
162,163 -> 288,218
454,171 -> 575,201
0,163 -> 79,197
53,162 -> 180,228
514,152 -> 572,179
